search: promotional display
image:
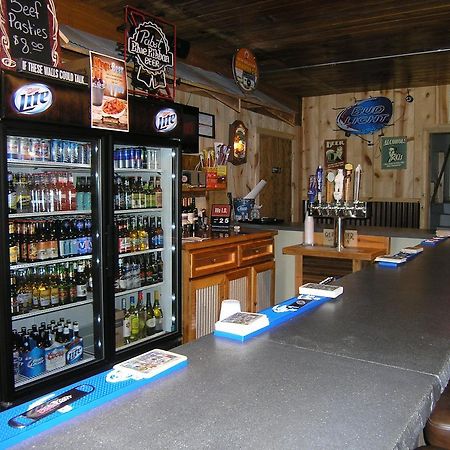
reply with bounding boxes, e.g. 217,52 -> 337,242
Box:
0,72 -> 184,405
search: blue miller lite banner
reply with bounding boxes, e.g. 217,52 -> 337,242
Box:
336,97 -> 392,135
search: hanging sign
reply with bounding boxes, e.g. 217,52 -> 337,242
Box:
232,48 -> 258,93
336,97 -> 392,135
90,51 -> 129,132
125,6 -> 175,101
381,136 -> 407,169
324,139 -> 346,169
0,0 -> 59,70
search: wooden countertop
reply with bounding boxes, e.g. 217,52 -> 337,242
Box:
282,243 -> 386,261
182,229 -> 277,251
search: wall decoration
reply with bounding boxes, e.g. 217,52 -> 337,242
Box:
324,139 -> 346,169
0,0 -> 60,70
124,6 -> 175,101
232,48 -> 258,93
198,112 -> 215,138
90,51 -> 129,132
228,120 -> 248,165
336,97 -> 393,135
381,136 -> 407,169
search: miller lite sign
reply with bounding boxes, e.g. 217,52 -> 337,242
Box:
12,83 -> 53,115
154,108 -> 178,133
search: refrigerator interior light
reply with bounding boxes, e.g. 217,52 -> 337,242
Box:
171,224 -> 175,229
171,174 -> 175,179
171,151 -> 176,157
171,245 -> 176,251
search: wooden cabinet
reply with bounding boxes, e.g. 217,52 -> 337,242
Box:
182,231 -> 276,343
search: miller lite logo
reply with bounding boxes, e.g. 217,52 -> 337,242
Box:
13,83 -> 53,115
66,345 -> 83,364
154,108 -> 177,133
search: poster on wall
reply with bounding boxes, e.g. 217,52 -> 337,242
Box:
381,136 -> 407,169
324,139 -> 346,169
90,51 -> 129,132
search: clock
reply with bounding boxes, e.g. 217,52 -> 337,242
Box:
211,204 -> 231,229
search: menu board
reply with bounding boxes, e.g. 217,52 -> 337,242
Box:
0,0 -> 59,69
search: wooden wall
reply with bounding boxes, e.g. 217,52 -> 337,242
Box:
302,85 -> 450,227
176,90 -> 300,220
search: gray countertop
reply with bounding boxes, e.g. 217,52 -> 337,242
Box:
11,241 -> 450,450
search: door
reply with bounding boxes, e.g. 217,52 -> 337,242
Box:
259,134 -> 292,222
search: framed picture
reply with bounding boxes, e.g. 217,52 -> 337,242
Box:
228,120 -> 248,165
198,112 -> 215,138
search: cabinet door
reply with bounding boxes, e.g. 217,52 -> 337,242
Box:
224,267 -> 252,312
184,273 -> 226,342
252,260 -> 275,312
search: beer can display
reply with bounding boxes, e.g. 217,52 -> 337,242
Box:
7,136 -> 19,160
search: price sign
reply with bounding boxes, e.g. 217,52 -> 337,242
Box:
0,0 -> 60,70
211,204 -> 231,228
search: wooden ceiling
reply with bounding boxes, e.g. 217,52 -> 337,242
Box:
62,0 -> 450,103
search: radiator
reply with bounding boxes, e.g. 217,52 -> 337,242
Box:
195,285 -> 219,339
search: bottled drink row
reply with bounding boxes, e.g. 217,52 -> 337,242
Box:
117,215 -> 164,254
11,261 -> 92,316
116,253 -> 163,293
9,217 -> 92,264
113,146 -> 159,170
8,171 -> 92,214
114,175 -> 163,210
7,136 -> 92,165
13,317 -> 84,381
118,290 -> 163,347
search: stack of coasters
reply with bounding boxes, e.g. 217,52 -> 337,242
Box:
375,253 -> 408,266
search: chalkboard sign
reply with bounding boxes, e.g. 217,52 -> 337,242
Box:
0,0 -> 59,70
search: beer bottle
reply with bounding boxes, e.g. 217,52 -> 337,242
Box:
75,262 -> 87,301
7,172 -> 17,214
137,290 -> 146,339
9,221 -> 19,265
154,177 -> 163,208
155,217 -> 164,249
76,176 -> 85,211
38,267 -> 51,310
138,216 -> 148,251
129,217 -> 139,252
157,252 -> 164,283
84,176 -> 92,210
145,292 -> 156,336
153,290 -> 163,332
10,273 -> 19,315
129,296 -> 140,342
16,269 -> 31,314
48,265 -> 60,308
148,177 -> 156,208
58,263 -> 70,305
122,298 -> 131,345
123,178 -> 132,210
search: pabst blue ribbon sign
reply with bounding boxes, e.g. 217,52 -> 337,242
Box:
336,97 -> 392,135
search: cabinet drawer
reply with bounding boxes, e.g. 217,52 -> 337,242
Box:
239,239 -> 274,266
190,245 -> 238,278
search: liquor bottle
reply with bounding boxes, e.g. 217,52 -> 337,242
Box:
145,292 -> 156,336
153,290 -> 163,332
129,296 -> 140,342
137,290 -> 146,339
154,176 -> 163,208
122,298 -> 131,345
7,172 -> 17,214
75,262 -> 87,301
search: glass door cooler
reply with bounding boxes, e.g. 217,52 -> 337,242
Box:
110,138 -> 181,358
0,129 -> 105,404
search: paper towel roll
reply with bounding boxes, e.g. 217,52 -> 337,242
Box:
304,215 -> 314,245
244,180 -> 267,199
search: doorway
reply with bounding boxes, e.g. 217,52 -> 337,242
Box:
258,133 -> 293,222
429,132 -> 450,229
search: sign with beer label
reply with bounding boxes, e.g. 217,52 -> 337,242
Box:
125,6 -> 176,101
336,97 -> 393,135
90,51 -> 129,132
381,136 -> 407,169
232,48 -> 258,93
211,204 -> 231,228
324,139 -> 346,169
0,0 -> 59,70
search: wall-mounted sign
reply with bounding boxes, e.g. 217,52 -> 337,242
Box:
228,120 -> 248,165
12,82 -> 53,115
210,204 -> 231,229
381,136 -> 407,169
324,139 -> 346,169
154,107 -> 178,133
124,6 -> 176,101
336,97 -> 392,135
0,0 -> 59,70
232,48 -> 258,93
90,51 -> 129,132
17,59 -> 87,86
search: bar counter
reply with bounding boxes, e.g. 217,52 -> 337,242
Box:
11,239 -> 450,449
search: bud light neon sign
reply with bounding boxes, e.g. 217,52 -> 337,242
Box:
336,97 -> 392,135
13,83 -> 53,115
154,108 -> 178,133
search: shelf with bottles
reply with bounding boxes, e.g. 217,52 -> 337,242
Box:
10,210 -> 92,219
114,282 -> 163,298
8,160 -> 91,171
115,288 -> 165,350
12,298 -> 93,321
116,332 -> 166,351
114,168 -> 162,175
10,255 -> 92,271
12,315 -> 91,387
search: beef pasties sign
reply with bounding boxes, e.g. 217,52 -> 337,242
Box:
125,6 -> 175,101
336,97 -> 392,135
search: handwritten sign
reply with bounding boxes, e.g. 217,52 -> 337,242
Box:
0,0 -> 59,70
